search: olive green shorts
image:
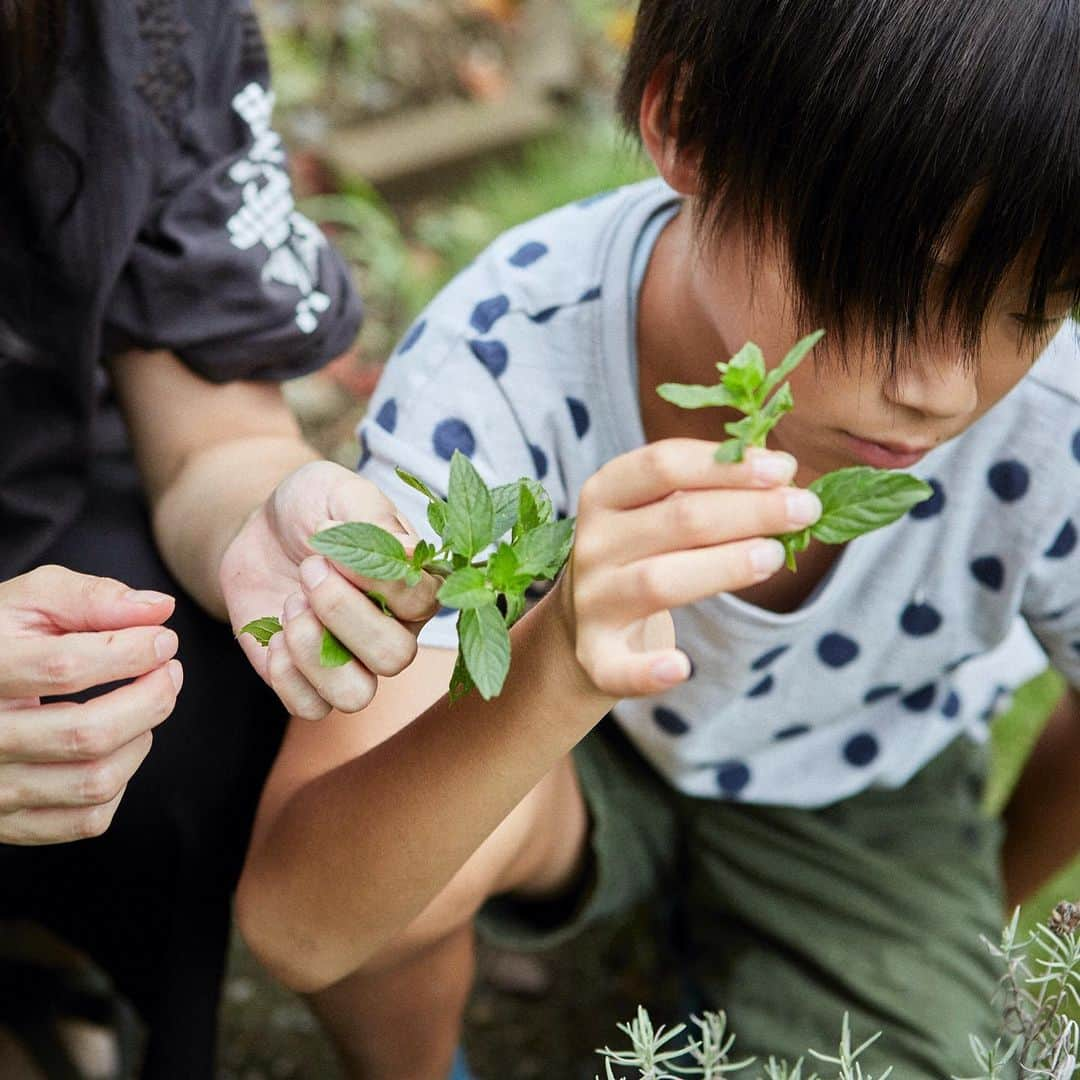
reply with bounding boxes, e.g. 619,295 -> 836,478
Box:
479,721 -> 1006,1078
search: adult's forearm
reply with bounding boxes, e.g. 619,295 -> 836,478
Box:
1001,688 -> 1080,909
239,596 -> 612,989
153,435 -> 319,619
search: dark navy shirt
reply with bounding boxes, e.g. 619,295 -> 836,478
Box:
0,0 -> 361,578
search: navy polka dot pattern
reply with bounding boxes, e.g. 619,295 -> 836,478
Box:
530,443 -> 549,479
970,557 -> 1004,592
817,633 -> 860,667
900,602 -> 942,636
751,645 -> 789,670
357,432 -> 371,470
433,418 -> 476,461
909,479 -> 945,519
1073,429 -> 1080,462
529,306 -> 561,324
941,691 -> 961,719
375,398 -> 398,434
580,286 -> 603,302
774,724 -> 810,741
1045,520 -> 1078,559
987,460 -> 1030,502
567,398 -> 591,438
508,241 -> 549,268
844,733 -> 879,767
944,653 -> 978,673
864,684 -> 900,704
901,683 -> 936,712
654,706 -> 690,736
397,319 -> 427,354
747,675 -> 774,698
1073,642 -> 1080,655
716,760 -> 751,797
470,295 -> 510,334
435,606 -> 456,618
469,339 -> 509,378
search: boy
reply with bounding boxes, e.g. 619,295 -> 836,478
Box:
232,1 -> 1080,1076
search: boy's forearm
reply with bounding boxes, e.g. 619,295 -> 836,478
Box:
239,594 -> 612,989
1001,687 -> 1080,909
153,435 -> 319,619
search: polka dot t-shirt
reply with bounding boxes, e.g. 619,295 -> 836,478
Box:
358,179 -> 1079,808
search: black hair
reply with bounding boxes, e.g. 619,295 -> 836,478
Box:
618,0 -> 1080,360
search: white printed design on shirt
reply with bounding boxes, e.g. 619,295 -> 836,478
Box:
227,82 -> 331,334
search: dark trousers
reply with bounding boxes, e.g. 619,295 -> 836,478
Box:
0,456 -> 286,1077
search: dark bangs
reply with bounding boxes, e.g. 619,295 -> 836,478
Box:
618,0 -> 1080,360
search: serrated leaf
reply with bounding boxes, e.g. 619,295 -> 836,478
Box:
760,381 -> 794,425
446,451 -> 495,558
459,604 -> 512,700
656,383 -> 738,410
320,628 -> 353,667
311,523 -> 412,580
438,567 -> 495,610
759,329 -> 825,399
513,518 -> 575,578
238,616 -> 282,647
487,543 -> 534,595
428,499 -> 449,539
396,467 -> 440,503
448,651 -> 475,704
808,468 -> 933,545
514,480 -> 553,543
411,540 -> 436,569
491,482 -> 522,540
719,342 -> 766,407
503,590 -> 527,627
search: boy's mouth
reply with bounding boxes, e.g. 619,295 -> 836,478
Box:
843,432 -> 933,469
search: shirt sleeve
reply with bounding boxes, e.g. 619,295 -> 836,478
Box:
356,319 -> 569,651
1022,511 -> 1080,690
102,1 -> 361,382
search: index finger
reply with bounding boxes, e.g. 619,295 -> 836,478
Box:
583,441 -> 797,511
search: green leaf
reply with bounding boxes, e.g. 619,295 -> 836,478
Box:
491,482 -> 522,540
513,518 -> 575,578
446,451 -> 495,558
808,468 -> 933,545
778,528 -> 812,572
459,604 -> 512,700
718,342 -> 766,407
366,591 -> 393,616
238,616 -> 282,647
759,330 -> 825,399
320,628 -> 353,667
514,481 -> 554,542
448,651 -> 475,704
428,499 -> 449,540
714,438 -> 745,463
438,567 -> 496,610
503,590 -> 527,627
411,540 -> 436,569
395,468 -> 441,504
656,382 -> 738,410
487,543 -> 534,594
311,523 -> 412,581
759,381 -> 795,426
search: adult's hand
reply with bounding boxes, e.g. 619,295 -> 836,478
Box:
0,566 -> 182,845
220,460 -> 440,721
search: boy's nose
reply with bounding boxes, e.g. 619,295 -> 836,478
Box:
884,357 -> 979,420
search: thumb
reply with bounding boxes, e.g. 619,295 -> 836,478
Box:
9,566 -> 175,633
325,471 -> 422,541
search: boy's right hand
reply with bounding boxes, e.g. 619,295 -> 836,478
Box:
558,440 -> 820,699
0,566 -> 182,845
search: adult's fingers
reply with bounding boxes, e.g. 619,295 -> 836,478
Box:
0,661 -> 182,765
0,731 -> 153,812
0,788 -> 126,846
580,442 -> 797,512
5,565 -> 175,632
0,625 -> 179,700
581,485 -> 820,569
266,632 -> 334,721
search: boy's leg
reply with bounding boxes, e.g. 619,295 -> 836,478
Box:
305,755 -> 589,1080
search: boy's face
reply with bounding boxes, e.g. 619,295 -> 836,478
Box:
690,214 -> 1071,480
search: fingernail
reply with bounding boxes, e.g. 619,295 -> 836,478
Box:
300,557 -> 329,591
154,629 -> 178,662
750,451 -> 797,484
167,660 -> 184,693
283,593 -> 309,622
750,540 -> 786,575
651,654 -> 690,685
126,589 -> 172,606
785,489 -> 822,526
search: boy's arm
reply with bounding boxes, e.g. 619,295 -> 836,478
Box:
1001,685 -> 1080,909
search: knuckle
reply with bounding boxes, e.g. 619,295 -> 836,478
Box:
66,720 -> 112,760
39,650 -> 79,691
75,802 -> 117,840
645,443 -> 682,491
80,762 -> 122,806
669,496 -> 711,542
634,564 -> 668,609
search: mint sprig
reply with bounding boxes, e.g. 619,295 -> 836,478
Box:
659,332 -> 933,570
239,450 -> 574,704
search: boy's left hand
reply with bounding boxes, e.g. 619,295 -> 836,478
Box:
219,461 -> 441,719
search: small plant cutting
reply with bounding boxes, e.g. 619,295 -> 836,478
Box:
242,332 -> 932,701
657,331 -> 933,570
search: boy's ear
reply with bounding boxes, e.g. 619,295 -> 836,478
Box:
639,62 -> 700,197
